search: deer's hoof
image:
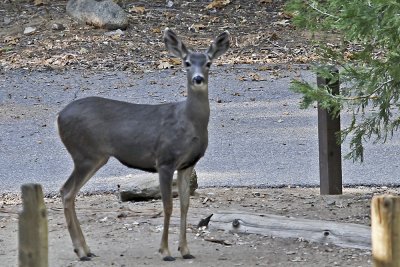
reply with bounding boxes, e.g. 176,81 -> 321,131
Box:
163,256 -> 176,261
183,254 -> 195,259
79,256 -> 92,261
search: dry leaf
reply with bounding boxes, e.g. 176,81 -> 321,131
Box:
249,72 -> 266,81
129,6 -> 145,14
257,66 -> 272,71
164,12 -> 175,20
280,12 -> 294,19
151,28 -> 161,34
4,36 -> 19,45
206,0 -> 231,10
344,51 -> 355,60
273,19 -> 290,26
111,34 -> 121,40
270,32 -> 279,41
169,58 -> 181,65
34,0 -> 48,6
190,24 -> 207,32
157,61 -> 173,69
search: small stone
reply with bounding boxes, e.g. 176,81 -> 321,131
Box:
117,212 -> 127,218
79,47 -> 89,54
105,29 -> 124,36
4,17 -> 11,25
327,200 -> 336,206
23,26 -> 36,35
232,219 -> 240,228
51,23 -> 65,31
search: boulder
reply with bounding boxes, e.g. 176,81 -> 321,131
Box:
66,0 -> 128,30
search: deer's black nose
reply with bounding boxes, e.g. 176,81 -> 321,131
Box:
193,76 -> 204,85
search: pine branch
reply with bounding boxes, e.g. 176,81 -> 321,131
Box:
336,79 -> 393,101
307,1 -> 339,19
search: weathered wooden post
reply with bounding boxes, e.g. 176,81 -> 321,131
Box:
19,183 -> 48,267
371,195 -> 400,267
317,66 -> 343,195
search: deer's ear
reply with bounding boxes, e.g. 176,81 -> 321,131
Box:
207,31 -> 230,61
164,28 -> 189,59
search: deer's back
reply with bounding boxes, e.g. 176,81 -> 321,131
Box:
57,96 -> 208,171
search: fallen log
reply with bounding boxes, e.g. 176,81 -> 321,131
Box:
120,169 -> 198,202
208,211 -> 371,250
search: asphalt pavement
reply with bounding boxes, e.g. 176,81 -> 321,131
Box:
1,65 -> 399,194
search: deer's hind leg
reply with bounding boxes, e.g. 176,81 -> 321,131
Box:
60,156 -> 108,261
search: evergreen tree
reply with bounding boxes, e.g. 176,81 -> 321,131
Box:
286,0 -> 400,161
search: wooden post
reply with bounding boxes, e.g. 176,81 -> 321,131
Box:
372,195 -> 400,267
19,184 -> 48,267
317,67 -> 343,195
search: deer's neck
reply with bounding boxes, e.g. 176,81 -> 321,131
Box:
185,85 -> 210,128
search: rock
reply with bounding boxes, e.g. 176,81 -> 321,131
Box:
23,27 -> 36,35
4,17 -> 11,25
104,29 -> 124,36
66,0 -> 128,30
79,47 -> 89,54
120,169 -> 198,202
51,23 -> 65,31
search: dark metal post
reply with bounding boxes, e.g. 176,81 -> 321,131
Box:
317,67 -> 343,195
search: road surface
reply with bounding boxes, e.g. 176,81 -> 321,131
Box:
0,66 -> 399,194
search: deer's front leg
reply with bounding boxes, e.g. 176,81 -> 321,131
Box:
177,167 -> 195,259
158,166 -> 175,261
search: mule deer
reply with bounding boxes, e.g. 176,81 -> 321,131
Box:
57,28 -> 230,261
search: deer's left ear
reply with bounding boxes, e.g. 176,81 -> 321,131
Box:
164,28 -> 190,59
207,31 -> 230,61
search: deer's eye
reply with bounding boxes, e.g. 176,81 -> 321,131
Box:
205,62 -> 212,68
184,61 -> 191,67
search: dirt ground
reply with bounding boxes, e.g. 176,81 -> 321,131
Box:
0,1 -> 382,266
1,187 -> 391,266
0,0 -> 317,72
